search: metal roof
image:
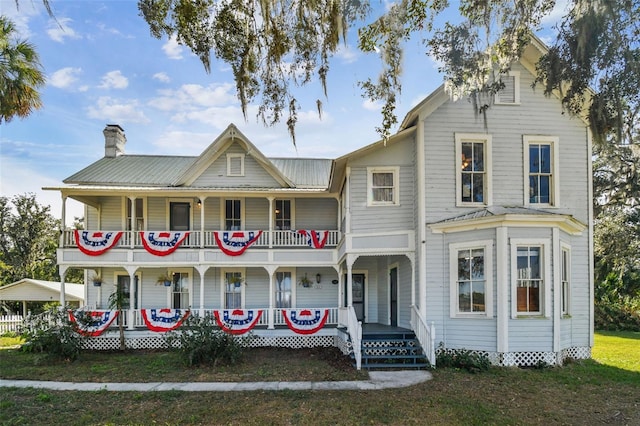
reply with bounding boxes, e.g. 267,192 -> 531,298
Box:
64,155 -> 196,186
63,155 -> 332,189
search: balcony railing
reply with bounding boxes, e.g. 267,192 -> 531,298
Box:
63,230 -> 341,249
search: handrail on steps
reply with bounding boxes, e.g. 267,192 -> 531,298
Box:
339,306 -> 362,370
411,306 -> 436,367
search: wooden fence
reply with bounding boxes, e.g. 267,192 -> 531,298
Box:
0,315 -> 23,333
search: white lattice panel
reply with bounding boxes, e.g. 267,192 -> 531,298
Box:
438,347 -> 591,367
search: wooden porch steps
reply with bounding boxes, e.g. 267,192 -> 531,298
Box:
354,329 -> 430,370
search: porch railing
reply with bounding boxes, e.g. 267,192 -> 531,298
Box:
338,306 -> 362,370
115,307 -> 340,330
63,230 -> 341,249
411,306 -> 436,367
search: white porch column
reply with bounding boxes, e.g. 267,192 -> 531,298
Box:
60,194 -> 67,247
196,265 -> 207,316
198,197 -> 206,248
22,300 -> 28,317
128,196 -> 136,248
333,265 -> 342,307
267,197 -> 274,248
346,255 -> 356,307
128,270 -> 136,330
59,266 -> 68,307
265,266 -> 276,329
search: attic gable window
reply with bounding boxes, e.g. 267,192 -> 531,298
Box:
227,153 -> 245,177
495,71 -> 520,105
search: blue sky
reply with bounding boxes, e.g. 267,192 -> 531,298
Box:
0,0 -> 567,224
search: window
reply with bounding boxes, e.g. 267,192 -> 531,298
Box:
367,167 -> 399,206
510,238 -> 552,318
171,272 -> 190,309
495,71 -> 520,104
516,246 -> 542,314
274,200 -> 292,230
524,136 -> 559,206
170,202 -> 190,231
225,199 -> 242,230
224,271 -> 243,309
126,198 -> 144,230
455,134 -> 492,206
561,245 -> 571,316
275,271 -> 292,308
227,153 -> 245,176
449,240 -> 493,318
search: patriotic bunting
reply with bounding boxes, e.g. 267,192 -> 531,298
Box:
295,230 -> 329,249
213,231 -> 262,256
75,230 -> 123,256
282,309 -> 329,334
213,309 -> 262,334
68,310 -> 118,336
140,231 -> 189,256
141,308 -> 190,332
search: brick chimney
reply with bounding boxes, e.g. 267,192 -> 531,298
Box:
103,124 -> 126,157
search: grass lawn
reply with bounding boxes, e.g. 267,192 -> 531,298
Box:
1,331 -> 638,425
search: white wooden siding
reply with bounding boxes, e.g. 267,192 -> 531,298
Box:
191,142 -> 281,188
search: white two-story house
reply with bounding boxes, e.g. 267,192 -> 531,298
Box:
49,37 -> 593,369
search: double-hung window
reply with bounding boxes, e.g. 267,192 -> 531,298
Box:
524,136 -> 559,206
367,167 -> 399,206
224,199 -> 242,230
275,271 -> 293,308
449,240 -> 493,318
223,270 -> 244,309
511,239 -> 550,317
455,133 -> 492,206
274,199 -> 292,230
561,244 -> 571,316
125,198 -> 144,230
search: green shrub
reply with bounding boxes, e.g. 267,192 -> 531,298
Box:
19,307 -> 87,361
163,313 -> 249,367
436,344 -> 491,373
594,295 -> 640,331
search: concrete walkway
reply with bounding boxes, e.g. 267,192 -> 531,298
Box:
0,370 -> 431,392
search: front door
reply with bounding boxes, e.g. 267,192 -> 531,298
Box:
390,267 -> 398,327
345,274 -> 365,322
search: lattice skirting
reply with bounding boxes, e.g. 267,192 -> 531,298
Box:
81,331 -> 353,353
437,346 -> 591,367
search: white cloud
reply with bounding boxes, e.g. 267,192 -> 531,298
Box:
149,83 -> 237,111
86,97 -> 150,124
362,98 -> 382,111
49,67 -> 82,89
162,36 -> 183,60
47,17 -> 81,43
98,70 -> 129,89
336,44 -> 359,64
152,130 -> 218,155
153,72 -> 171,83
541,0 -> 570,27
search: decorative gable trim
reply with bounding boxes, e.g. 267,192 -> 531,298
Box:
172,124 -> 294,188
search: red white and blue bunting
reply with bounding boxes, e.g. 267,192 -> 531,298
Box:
141,308 -> 190,332
75,230 -> 123,256
283,309 -> 329,334
295,230 -> 329,249
140,231 -> 189,256
68,310 -> 118,336
213,231 -> 263,256
213,309 -> 262,334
